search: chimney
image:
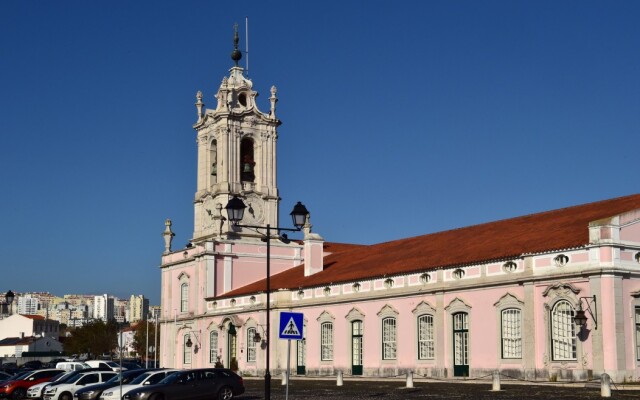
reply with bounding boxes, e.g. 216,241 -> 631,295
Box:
303,217 -> 324,277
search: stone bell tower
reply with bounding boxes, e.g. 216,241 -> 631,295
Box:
192,26 -> 280,242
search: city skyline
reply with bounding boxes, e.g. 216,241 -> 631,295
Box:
2,1 -> 639,304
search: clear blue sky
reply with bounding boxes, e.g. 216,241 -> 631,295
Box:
1,1 -> 639,305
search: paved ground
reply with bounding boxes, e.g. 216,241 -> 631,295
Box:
237,377 -> 640,399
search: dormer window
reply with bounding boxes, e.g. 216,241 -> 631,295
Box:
384,278 -> 394,289
554,254 -> 569,267
635,252 -> 640,264
420,273 -> 431,284
503,261 -> 517,273
453,269 -> 465,280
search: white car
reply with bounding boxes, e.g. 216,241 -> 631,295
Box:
83,362 -> 125,372
99,370 -> 178,400
43,372 -> 117,400
27,371 -> 75,400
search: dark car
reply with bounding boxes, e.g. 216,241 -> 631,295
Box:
19,362 -> 43,371
73,370 -> 148,400
123,369 -> 244,400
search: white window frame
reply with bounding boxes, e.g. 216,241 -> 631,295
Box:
382,317 -> 397,360
180,283 -> 188,313
501,308 -> 522,359
551,300 -> 576,361
247,327 -> 257,362
417,314 -> 435,360
183,334 -> 191,364
320,322 -> 334,361
209,330 -> 218,364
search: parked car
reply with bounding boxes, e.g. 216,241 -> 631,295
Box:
0,373 -> 13,383
26,371 -> 75,400
19,362 -> 43,372
99,370 -> 177,400
43,372 -> 117,400
73,370 -> 148,400
123,369 -> 244,400
82,363 -> 123,373
0,369 -> 62,400
54,364 -> 90,373
0,365 -> 18,376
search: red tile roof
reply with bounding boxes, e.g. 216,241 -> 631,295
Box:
22,315 -> 45,320
217,194 -> 640,298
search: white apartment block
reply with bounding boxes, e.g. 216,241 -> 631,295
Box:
93,294 -> 114,322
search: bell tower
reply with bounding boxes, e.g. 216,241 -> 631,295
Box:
192,26 -> 280,242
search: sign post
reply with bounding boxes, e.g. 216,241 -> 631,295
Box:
279,312 -> 304,400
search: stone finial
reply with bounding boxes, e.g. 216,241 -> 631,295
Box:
163,219 -> 175,254
269,86 -> 278,117
195,91 -> 204,122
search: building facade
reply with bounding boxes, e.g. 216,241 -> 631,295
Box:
129,295 -> 150,323
159,46 -> 640,382
93,295 -> 114,322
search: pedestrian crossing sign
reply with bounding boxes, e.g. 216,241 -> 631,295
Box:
279,311 -> 304,340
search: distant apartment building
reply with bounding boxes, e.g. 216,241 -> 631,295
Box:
129,295 -> 149,322
93,294 -> 114,322
148,306 -> 160,320
17,295 -> 38,315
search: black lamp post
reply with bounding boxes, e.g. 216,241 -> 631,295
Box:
573,295 -> 597,330
1,290 -> 14,316
225,196 -> 309,400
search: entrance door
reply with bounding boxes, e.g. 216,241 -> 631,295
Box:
296,339 -> 306,375
351,320 -> 363,375
453,312 -> 469,377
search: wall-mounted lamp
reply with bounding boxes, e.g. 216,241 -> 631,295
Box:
574,295 -> 597,330
185,331 -> 201,352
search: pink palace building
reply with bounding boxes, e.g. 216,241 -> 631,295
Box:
159,46 -> 640,382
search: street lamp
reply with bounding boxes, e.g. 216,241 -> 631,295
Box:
225,196 -> 309,400
0,290 -> 15,316
574,295 -> 598,330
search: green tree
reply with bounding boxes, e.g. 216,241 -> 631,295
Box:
132,319 -> 160,364
64,320 -> 119,358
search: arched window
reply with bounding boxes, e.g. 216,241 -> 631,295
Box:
382,317 -> 397,360
180,283 -> 188,313
209,331 -> 218,364
320,322 -> 333,361
183,334 -> 191,364
417,314 -> 434,360
247,328 -> 257,362
240,138 -> 255,182
501,308 -> 522,358
551,300 -> 576,360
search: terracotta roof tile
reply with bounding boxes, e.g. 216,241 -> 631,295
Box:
218,193 -> 640,298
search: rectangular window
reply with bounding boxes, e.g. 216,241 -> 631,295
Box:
183,334 -> 192,364
247,328 -> 257,362
180,283 -> 188,313
501,309 -> 522,358
418,314 -> 434,360
382,317 -> 397,360
209,331 -> 218,364
321,322 -> 333,361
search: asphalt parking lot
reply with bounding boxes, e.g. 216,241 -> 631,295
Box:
237,377 -> 640,399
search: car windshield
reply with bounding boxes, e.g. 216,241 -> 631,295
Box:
128,372 -> 153,385
56,372 -> 82,383
157,372 -> 181,385
11,371 -> 32,381
104,362 -> 119,368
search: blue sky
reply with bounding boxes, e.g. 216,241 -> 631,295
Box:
1,1 -> 638,305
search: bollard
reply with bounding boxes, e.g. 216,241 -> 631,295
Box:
406,371 -> 414,388
337,370 -> 343,386
491,370 -> 501,391
601,373 -> 611,398
281,371 -> 288,386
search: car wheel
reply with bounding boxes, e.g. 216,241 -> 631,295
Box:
60,392 -> 72,400
12,388 -> 26,400
217,386 -> 233,400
